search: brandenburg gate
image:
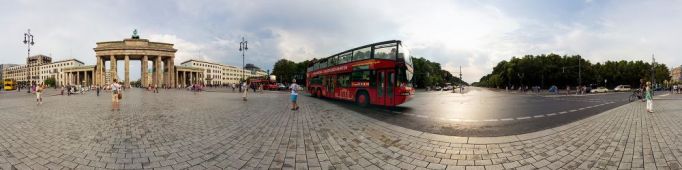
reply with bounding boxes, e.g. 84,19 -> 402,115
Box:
94,35 -> 177,88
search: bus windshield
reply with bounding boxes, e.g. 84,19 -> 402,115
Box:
398,44 -> 414,83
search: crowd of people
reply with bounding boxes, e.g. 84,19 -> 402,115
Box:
16,78 -> 304,112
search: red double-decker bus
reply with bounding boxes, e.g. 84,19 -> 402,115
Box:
306,40 -> 415,106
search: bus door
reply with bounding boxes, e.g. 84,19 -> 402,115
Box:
327,75 -> 335,98
376,70 -> 396,106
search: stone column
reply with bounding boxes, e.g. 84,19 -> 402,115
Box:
76,71 -> 80,85
124,55 -> 130,87
142,55 -> 148,87
163,58 -> 169,87
95,56 -> 100,86
99,56 -> 105,85
155,56 -> 162,87
110,55 -> 117,83
168,56 -> 173,88
90,71 -> 94,86
152,58 -> 157,87
189,72 -> 193,84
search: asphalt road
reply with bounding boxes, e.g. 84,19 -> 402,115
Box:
316,87 -> 638,137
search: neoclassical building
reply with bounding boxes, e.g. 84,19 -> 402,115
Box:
94,36 -> 180,88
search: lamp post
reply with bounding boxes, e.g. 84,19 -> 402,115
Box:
23,29 -> 35,93
239,37 -> 248,83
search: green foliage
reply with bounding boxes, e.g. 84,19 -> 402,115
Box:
411,57 -> 467,88
476,54 -> 671,89
43,77 -> 56,87
271,59 -> 312,84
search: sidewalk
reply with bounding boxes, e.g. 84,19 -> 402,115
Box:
0,90 -> 681,169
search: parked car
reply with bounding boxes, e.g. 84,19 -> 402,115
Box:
434,86 -> 442,91
591,87 -> 609,93
442,85 -> 453,91
614,85 -> 632,92
277,83 -> 287,90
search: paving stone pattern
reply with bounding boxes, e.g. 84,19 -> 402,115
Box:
0,89 -> 681,170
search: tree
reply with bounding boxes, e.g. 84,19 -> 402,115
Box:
44,77 -> 56,87
271,59 -> 298,83
476,54 -> 671,89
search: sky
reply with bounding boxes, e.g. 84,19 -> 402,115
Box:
1,0 -> 681,83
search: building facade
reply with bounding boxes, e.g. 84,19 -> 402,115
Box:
2,55 -> 53,85
38,59 -> 84,86
0,64 -> 19,81
181,59 -> 267,85
672,65 -> 682,83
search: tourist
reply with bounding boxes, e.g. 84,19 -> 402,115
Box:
645,81 -> 653,113
231,83 -> 235,92
289,79 -> 300,110
96,85 -> 100,96
36,83 -> 44,105
111,79 -> 122,111
242,81 -> 248,101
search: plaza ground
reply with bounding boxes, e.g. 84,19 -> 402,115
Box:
0,88 -> 681,169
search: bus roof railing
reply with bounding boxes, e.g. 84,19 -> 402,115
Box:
310,40 -> 401,66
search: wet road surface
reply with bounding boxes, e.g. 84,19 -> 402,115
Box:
313,87 -> 636,137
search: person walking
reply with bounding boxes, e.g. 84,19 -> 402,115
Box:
645,81 -> 654,113
96,86 -> 100,96
242,81 -> 248,101
289,79 -> 300,110
111,79 -> 122,111
36,83 -> 44,105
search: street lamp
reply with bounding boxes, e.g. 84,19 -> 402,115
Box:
239,37 -> 248,83
23,29 -> 35,93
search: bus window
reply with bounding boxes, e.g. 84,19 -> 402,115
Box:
353,47 -> 371,61
337,74 -> 351,88
352,71 -> 371,82
339,52 -> 352,64
374,43 -> 397,60
330,55 -> 338,66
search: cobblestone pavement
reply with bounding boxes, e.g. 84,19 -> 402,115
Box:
0,89 -> 681,169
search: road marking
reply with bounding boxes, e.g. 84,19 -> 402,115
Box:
483,119 -> 499,122
500,118 -> 514,121
517,116 -> 531,120
533,115 -> 545,118
569,109 -> 577,112
415,115 -> 429,118
546,113 -> 557,116
559,111 -> 568,114
462,119 -> 478,122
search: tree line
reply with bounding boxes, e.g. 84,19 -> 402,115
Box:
270,57 -> 467,88
474,54 -> 670,89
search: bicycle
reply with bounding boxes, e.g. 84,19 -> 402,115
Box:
628,89 -> 642,102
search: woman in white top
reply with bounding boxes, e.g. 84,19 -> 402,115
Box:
111,80 -> 122,111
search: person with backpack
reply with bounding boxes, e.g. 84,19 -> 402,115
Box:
111,80 -> 122,111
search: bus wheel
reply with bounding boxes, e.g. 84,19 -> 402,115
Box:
356,92 -> 370,107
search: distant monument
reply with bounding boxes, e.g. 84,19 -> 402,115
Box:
131,29 -> 140,39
